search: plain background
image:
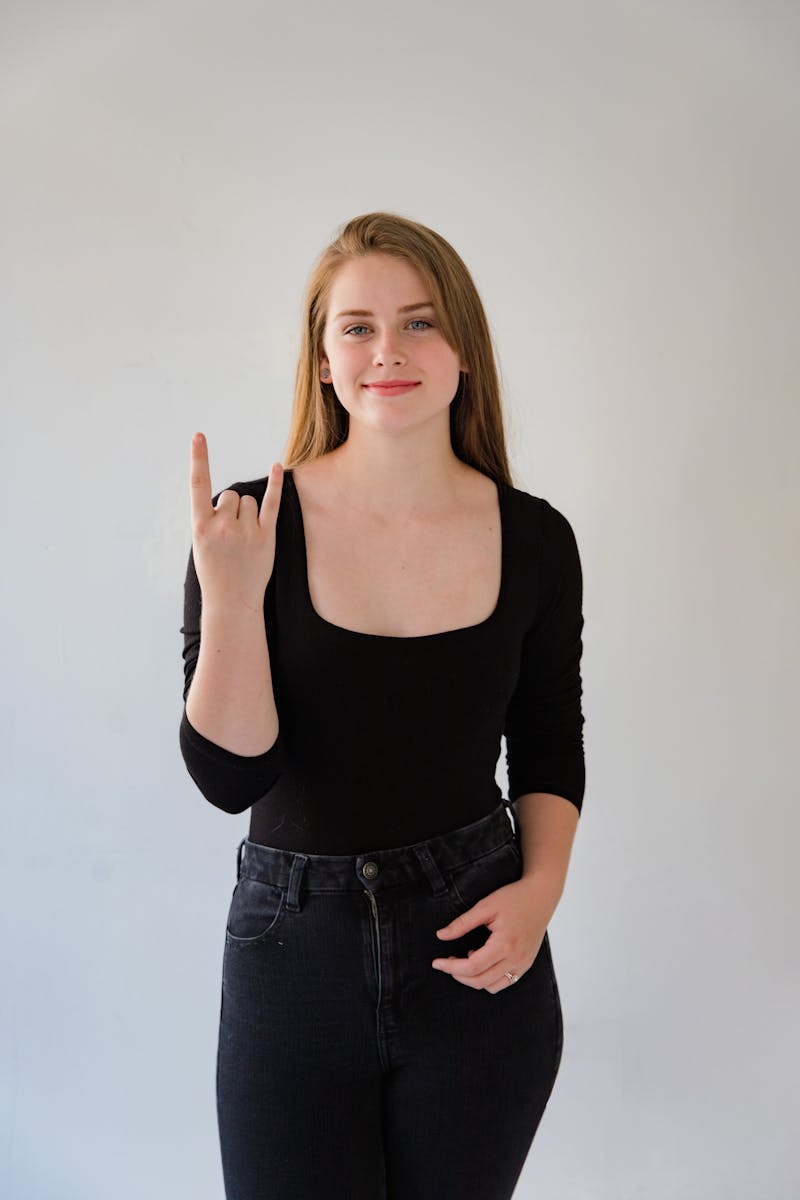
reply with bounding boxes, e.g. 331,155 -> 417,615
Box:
2,1 -> 798,1197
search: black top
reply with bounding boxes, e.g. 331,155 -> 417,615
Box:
179,468 -> 585,853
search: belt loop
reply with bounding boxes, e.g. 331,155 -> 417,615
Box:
413,843 -> 448,898
285,854 -> 308,912
236,837 -> 246,880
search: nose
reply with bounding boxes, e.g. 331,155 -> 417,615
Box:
372,331 -> 406,366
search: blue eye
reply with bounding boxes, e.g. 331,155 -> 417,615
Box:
343,319 -> 434,336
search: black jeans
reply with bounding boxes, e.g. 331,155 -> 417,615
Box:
216,799 -> 564,1199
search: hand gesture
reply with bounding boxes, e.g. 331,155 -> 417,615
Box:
189,432 -> 284,613
431,874 -> 561,993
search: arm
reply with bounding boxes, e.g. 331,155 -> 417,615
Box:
178,480 -> 286,814
514,792 -> 579,915
504,499 -> 585,905
185,589 -> 280,757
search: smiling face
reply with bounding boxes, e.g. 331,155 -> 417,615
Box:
320,253 -> 467,433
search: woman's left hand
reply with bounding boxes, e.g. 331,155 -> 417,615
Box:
431,873 -> 562,993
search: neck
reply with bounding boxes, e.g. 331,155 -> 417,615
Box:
325,443 -> 472,520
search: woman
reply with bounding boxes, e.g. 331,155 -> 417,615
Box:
179,211 -> 585,1199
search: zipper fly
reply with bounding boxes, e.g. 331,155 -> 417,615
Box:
363,888 -> 381,996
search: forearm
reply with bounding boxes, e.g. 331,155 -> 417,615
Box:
185,600 -> 279,756
514,792 -> 580,909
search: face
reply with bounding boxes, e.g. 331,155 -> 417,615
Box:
319,253 -> 467,431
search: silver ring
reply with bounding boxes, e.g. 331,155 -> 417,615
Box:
504,971 -> 519,984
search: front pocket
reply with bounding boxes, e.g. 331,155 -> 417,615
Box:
448,838 -> 522,912
225,876 -> 287,945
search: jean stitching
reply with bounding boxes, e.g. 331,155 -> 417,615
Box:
451,834 -> 517,874
543,934 -> 564,1075
225,880 -> 287,945
448,837 -> 518,909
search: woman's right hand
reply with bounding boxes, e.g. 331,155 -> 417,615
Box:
189,432 -> 284,613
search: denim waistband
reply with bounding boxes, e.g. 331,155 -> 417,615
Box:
235,797 -> 519,902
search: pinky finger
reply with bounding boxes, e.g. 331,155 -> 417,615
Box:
259,463 -> 284,521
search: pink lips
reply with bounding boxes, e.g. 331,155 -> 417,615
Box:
364,382 -> 420,395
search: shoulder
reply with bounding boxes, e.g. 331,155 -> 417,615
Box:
502,482 -> 581,572
506,480 -> 577,532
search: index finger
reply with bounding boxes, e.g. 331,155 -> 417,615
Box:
189,432 -> 213,524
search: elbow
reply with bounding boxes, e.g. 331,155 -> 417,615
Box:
178,711 -> 285,814
179,752 -> 285,816
181,764 -> 259,815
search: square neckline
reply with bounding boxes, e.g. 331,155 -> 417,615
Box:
283,467 -> 508,642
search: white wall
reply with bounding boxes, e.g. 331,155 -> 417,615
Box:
2,1 -> 797,1196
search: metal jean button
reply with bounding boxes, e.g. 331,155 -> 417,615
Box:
362,861 -> 379,880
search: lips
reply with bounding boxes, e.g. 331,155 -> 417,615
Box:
364,381 -> 420,394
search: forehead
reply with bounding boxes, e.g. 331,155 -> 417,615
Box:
328,254 -> 428,306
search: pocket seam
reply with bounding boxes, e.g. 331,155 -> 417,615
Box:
225,878 -> 287,946
447,838 -> 520,911
542,932 -> 564,1074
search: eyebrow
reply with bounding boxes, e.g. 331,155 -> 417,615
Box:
333,302 -> 436,321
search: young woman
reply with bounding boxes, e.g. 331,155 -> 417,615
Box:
179,211 -> 585,1200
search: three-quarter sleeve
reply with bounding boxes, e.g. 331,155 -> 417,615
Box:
503,499 -> 585,813
178,529 -> 285,815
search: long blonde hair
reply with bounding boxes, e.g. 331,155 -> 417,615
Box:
283,211 -> 515,487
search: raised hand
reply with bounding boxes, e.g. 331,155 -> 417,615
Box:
189,432 -> 284,613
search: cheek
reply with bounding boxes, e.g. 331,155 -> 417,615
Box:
332,345 -> 368,373
422,342 -> 460,373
